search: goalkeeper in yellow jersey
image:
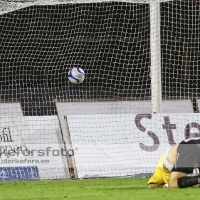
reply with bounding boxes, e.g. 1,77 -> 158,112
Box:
147,138 -> 200,188
147,144 -> 178,188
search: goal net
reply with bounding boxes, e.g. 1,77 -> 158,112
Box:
0,0 -> 199,179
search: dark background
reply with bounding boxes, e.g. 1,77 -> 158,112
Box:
0,1 -> 199,115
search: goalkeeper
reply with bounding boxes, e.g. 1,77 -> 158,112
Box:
147,138 -> 200,188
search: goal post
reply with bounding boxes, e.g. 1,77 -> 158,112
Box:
150,1 -> 162,113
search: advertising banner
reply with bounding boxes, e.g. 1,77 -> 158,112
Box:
0,116 -> 69,180
0,102 -> 23,116
66,113 -> 200,178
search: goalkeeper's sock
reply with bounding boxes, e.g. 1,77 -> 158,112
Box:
177,176 -> 200,188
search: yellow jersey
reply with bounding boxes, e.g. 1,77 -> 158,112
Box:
147,155 -> 170,186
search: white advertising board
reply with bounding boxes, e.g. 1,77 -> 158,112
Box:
55,100 -> 194,159
56,100 -> 193,116
66,113 -> 200,178
0,102 -> 23,116
0,116 -> 69,180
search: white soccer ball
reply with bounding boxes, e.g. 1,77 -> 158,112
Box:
68,67 -> 85,84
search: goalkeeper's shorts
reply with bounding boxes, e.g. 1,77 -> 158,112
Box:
171,142 -> 200,174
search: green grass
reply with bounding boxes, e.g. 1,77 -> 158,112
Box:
0,178 -> 199,200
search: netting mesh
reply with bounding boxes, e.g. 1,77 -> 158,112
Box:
0,1 -> 199,115
0,0 -> 200,179
161,1 -> 200,99
0,2 -> 151,115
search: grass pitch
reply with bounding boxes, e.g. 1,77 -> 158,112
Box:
0,178 -> 199,200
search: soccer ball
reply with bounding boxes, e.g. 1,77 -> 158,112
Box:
68,67 -> 85,84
